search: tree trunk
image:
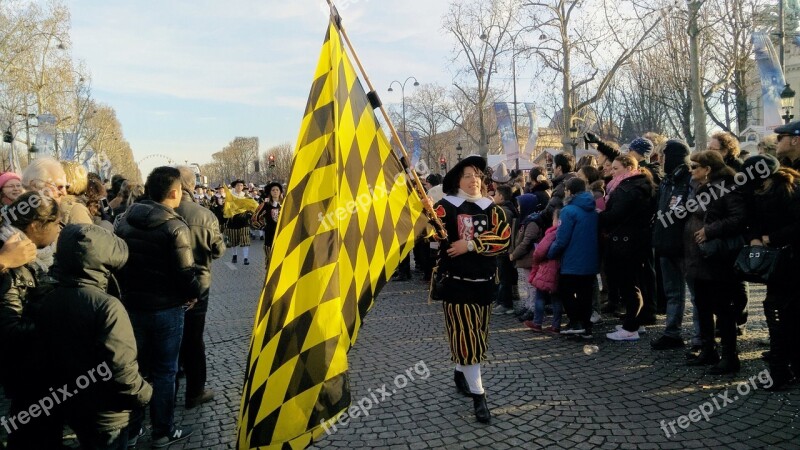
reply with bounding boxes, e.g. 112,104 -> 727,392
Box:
688,0 -> 707,150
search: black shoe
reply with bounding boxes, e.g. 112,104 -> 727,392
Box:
232,255 -> 237,264
517,310 -> 534,322
151,427 -> 194,448
453,370 -> 470,397
560,323 -> 586,335
186,388 -> 215,409
686,348 -> 720,366
244,258 -> 250,265
763,368 -> 796,391
651,335 -> 685,350
470,393 -> 491,424
391,272 -> 411,281
708,355 -> 740,375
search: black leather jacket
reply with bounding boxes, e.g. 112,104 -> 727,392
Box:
175,191 -> 225,311
114,200 -> 200,310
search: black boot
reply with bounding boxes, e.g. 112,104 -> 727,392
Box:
453,370 -> 470,396
232,254 -> 237,264
686,346 -> 719,366
470,392 -> 491,424
708,347 -> 740,375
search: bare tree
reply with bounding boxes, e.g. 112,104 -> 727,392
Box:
523,0 -> 666,146
443,0 -> 522,157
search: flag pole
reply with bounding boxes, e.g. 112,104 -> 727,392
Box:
326,1 -> 447,240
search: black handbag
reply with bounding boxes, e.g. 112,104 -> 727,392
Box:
698,235 -> 746,260
734,245 -> 792,284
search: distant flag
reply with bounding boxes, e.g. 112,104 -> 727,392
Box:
236,17 -> 427,450
493,102 -> 519,163
81,149 -> 96,172
523,103 -> 539,159
752,32 -> 785,131
409,130 -> 422,166
61,132 -> 79,161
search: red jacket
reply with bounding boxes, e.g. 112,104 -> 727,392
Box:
529,226 -> 560,293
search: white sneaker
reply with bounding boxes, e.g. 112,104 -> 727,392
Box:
492,305 -> 512,315
615,324 -> 646,333
590,311 -> 602,323
606,329 -> 640,341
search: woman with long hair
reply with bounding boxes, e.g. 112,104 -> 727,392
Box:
744,155 -> 800,388
433,155 -> 510,424
683,151 -> 747,374
252,182 -> 283,266
600,154 -> 656,341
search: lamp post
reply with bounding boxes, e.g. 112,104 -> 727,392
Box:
387,76 -> 419,152
481,26 -> 534,170
456,142 -> 463,161
781,84 -> 796,124
569,124 -> 579,156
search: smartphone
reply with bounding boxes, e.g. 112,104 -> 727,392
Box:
100,197 -> 110,213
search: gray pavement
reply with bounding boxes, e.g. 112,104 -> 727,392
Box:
2,242 -> 799,448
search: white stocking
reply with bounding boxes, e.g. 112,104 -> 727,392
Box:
461,364 -> 484,395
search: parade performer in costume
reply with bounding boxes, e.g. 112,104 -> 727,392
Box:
223,180 -> 258,265
433,155 -> 511,424
251,182 -> 283,266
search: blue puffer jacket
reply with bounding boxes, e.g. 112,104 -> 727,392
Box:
547,191 -> 599,275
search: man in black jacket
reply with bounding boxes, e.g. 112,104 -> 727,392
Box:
175,166 -> 225,409
115,166 -> 200,447
774,120 -> 800,170
651,140 -> 693,350
37,224 -> 152,448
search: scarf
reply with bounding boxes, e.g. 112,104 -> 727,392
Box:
605,169 -> 640,201
457,188 -> 484,202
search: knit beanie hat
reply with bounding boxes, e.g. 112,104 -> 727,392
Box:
628,137 -> 654,157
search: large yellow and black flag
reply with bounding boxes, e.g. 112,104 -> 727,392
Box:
236,18 -> 427,450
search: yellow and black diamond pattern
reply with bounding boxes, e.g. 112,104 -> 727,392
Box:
236,21 -> 427,450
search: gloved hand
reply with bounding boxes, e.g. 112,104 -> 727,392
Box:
584,131 -> 601,144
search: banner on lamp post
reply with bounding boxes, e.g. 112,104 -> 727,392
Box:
61,132 -> 79,161
36,114 -> 57,156
752,32 -> 785,131
493,102 -> 519,163
523,103 -> 539,161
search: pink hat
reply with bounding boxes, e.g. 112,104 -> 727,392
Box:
0,172 -> 21,189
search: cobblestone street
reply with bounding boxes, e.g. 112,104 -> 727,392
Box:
2,243 -> 799,448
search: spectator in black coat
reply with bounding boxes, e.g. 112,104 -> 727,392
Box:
175,166 -> 225,410
744,155 -> 800,389
37,224 -> 152,449
114,166 -> 200,447
651,140 -> 693,350
683,151 -> 747,375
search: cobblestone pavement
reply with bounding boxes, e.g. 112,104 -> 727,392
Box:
2,243 -> 799,448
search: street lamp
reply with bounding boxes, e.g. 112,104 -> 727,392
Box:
780,83 -> 795,124
456,142 -> 463,161
569,124 -> 579,156
387,76 -> 420,151
481,25 -> 534,171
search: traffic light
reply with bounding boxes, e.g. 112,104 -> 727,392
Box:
439,157 -> 447,171
254,160 -> 260,172
268,154 -> 276,168
2,130 -> 12,143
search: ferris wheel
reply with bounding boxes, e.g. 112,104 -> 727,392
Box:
137,153 -> 176,167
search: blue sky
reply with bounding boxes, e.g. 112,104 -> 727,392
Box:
66,0 -> 455,176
